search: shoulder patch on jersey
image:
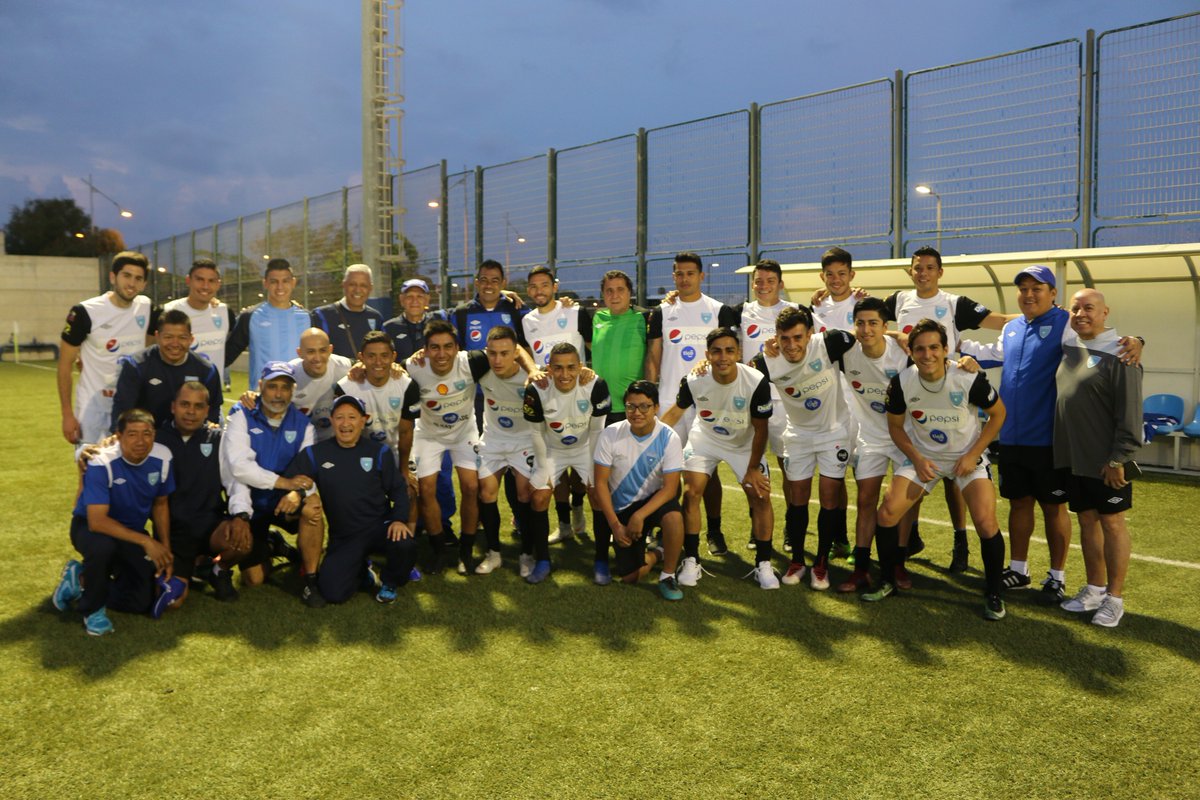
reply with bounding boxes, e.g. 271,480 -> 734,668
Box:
360,457 -> 373,472
200,443 -> 213,457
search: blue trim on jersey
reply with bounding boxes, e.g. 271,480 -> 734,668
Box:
611,426 -> 673,511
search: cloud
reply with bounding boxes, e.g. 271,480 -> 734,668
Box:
2,115 -> 47,133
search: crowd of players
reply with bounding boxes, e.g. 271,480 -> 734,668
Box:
49,247 -> 1146,635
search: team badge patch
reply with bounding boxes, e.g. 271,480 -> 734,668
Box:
148,472 -> 160,486
809,359 -> 822,372
950,391 -> 964,407
577,399 -> 589,412
135,315 -> 146,328
389,397 -> 401,409
557,317 -> 568,329
1039,325 -> 1052,339
369,320 -> 378,330
846,311 -> 854,326
1086,355 -> 1100,369
501,314 -> 512,324
700,312 -> 713,324
284,430 -> 297,443
885,369 -> 898,378
733,396 -> 746,410
935,307 -> 947,319
454,380 -> 466,391
213,315 -> 223,329
200,443 -> 213,457
360,457 -> 373,472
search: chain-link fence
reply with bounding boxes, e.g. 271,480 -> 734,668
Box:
136,12 -> 1200,311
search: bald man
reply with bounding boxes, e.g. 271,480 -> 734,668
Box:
1053,289 -> 1143,628
288,328 -> 354,441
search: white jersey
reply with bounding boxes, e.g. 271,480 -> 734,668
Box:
593,419 -> 684,512
522,301 -> 586,366
335,374 -> 419,465
812,295 -> 857,333
885,361 -> 998,461
650,294 -> 731,418
737,299 -> 797,362
676,363 -> 772,450
755,330 -> 855,443
839,337 -> 909,446
887,289 -> 990,353
62,293 -> 152,441
523,377 -> 612,454
164,297 -> 234,382
405,350 -> 489,443
289,354 -> 352,442
479,367 -> 532,448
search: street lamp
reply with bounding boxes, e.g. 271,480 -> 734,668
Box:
82,174 -> 133,232
914,184 -> 942,252
504,212 -> 525,269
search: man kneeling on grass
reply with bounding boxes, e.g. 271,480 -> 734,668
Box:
52,409 -> 185,635
591,381 -> 686,600
280,394 -> 416,605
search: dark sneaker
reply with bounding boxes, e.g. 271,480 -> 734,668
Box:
706,532 -> 728,556
836,568 -> 870,594
361,560 -> 382,593
893,564 -> 913,591
526,560 -> 552,584
1000,567 -> 1031,589
983,593 -> 1006,621
268,530 -> 300,564
207,561 -> 240,602
907,532 -> 926,557
658,575 -> 683,601
949,541 -> 970,573
832,541 -> 852,560
1038,574 -> 1066,604
301,582 -> 327,608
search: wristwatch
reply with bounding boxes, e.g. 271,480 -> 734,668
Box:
1107,460 -> 1122,469
234,512 -> 250,521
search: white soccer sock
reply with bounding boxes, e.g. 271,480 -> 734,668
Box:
1088,583 -> 1107,594
1010,559 -> 1028,576
1049,568 -> 1065,583
659,571 -> 673,582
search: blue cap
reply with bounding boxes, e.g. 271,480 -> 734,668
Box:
260,361 -> 295,382
401,278 -> 429,293
1014,265 -> 1055,288
331,394 -> 368,415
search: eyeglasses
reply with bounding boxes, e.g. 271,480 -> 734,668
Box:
625,403 -> 655,413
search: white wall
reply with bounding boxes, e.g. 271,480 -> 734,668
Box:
0,254 -> 100,358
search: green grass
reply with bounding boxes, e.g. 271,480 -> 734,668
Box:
2,361 -> 1198,799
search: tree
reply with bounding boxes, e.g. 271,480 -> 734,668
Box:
4,198 -> 93,256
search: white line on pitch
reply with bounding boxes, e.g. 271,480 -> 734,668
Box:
12,362 -> 55,371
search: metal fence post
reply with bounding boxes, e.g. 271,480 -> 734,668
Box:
748,102 -> 761,267
439,160 -> 450,305
237,217 -> 244,312
636,127 -> 648,304
547,148 -> 557,271
342,187 -> 350,266
302,196 -> 310,303
891,69 -> 905,258
1081,29 -> 1097,248
474,165 -> 484,271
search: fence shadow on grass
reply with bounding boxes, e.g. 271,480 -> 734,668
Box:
6,534 -> 1199,693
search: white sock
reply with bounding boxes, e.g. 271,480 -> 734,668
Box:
1088,583 -> 1107,594
1049,568 -> 1065,583
659,571 -> 672,582
1010,559 -> 1028,576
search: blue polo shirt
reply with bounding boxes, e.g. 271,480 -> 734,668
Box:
994,306 -> 1070,447
74,442 -> 175,530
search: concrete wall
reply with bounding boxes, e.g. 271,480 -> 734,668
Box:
0,254 -> 101,357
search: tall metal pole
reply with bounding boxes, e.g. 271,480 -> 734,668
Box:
748,103 -> 761,266
935,195 -> 943,252
360,0 -> 380,272
1080,29 -> 1097,248
891,70 -> 905,258
547,148 -> 557,272
636,127 -> 648,304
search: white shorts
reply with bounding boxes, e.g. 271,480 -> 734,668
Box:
682,434 -> 769,482
852,438 -> 908,481
412,429 -> 480,478
78,395 -> 114,446
768,405 -> 787,458
780,428 -> 851,482
532,449 -> 593,490
894,455 -> 991,494
478,442 -> 535,481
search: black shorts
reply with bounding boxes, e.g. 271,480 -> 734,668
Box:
1066,473 -> 1132,515
996,445 -> 1069,505
613,497 -> 682,578
605,411 -> 626,427
169,515 -> 225,579
243,512 -> 300,569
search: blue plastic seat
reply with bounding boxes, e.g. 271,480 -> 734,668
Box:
1183,404 -> 1200,438
1143,394 -> 1185,435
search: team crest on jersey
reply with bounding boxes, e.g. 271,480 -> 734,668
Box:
809,358 -> 822,372
700,312 -> 713,324
885,369 -> 898,378
148,471 -> 160,486
369,320 -> 378,330
284,430 -> 297,443
732,396 -> 746,410
501,314 -> 512,324
577,399 -> 589,412
213,314 -> 223,329
1039,326 -> 1052,339
557,317 -> 568,329
389,397 -> 401,409
200,443 -> 213,457
360,457 -> 373,472
935,307 -> 947,319
135,315 -> 146,328
950,391 -> 964,407
846,311 -> 854,326
454,380 -> 466,391
1086,355 -> 1100,369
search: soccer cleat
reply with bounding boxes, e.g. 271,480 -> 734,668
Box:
526,560 -> 552,584
832,541 -> 852,560
677,557 -> 702,587
907,532 -> 926,558
983,593 -> 1006,621
408,566 -> 423,582
948,541 -> 970,573
782,539 -> 793,554
1000,567 -> 1031,589
836,568 -> 871,594
706,532 -> 729,556
456,556 -> 478,576
518,553 -> 535,578
1061,585 -> 1106,613
861,582 -> 895,602
362,560 -> 382,593
301,582 -> 327,608
52,559 -> 83,611
548,522 -> 574,545
474,550 -> 502,575
658,575 -> 684,601
809,561 -> 830,591
1091,595 -> 1124,628
151,575 -> 187,619
376,584 -> 398,604
893,564 -> 913,591
593,561 -> 612,586
751,561 -> 780,590
571,505 -> 587,535
745,536 -> 756,551
83,607 -> 114,636
206,561 -> 240,603
1038,574 -> 1066,604
781,562 -> 807,586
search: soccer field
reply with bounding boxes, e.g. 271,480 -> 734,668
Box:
2,360 -> 1198,799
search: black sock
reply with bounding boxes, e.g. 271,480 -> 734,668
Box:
513,501 -> 534,555
875,524 -> 900,585
530,509 -> 551,561
853,546 -> 871,571
556,501 -> 571,526
910,520 -> 921,540
954,528 -> 968,547
832,507 -> 849,545
707,515 -> 722,537
816,508 -> 835,565
593,510 -> 610,564
459,532 -> 476,565
684,533 -> 700,559
571,491 -> 584,509
786,504 -> 808,556
479,500 -> 501,551
503,470 -> 519,515
897,544 -> 909,567
754,537 -> 772,564
980,532 -> 1006,594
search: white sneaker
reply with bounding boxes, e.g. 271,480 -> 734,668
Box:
752,561 -> 780,590
1091,595 -> 1125,628
1061,584 -> 1106,612
809,563 -> 830,591
677,557 -> 702,587
475,550 -> 502,575
571,505 -> 587,535
548,522 -> 574,545
518,553 -> 535,578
